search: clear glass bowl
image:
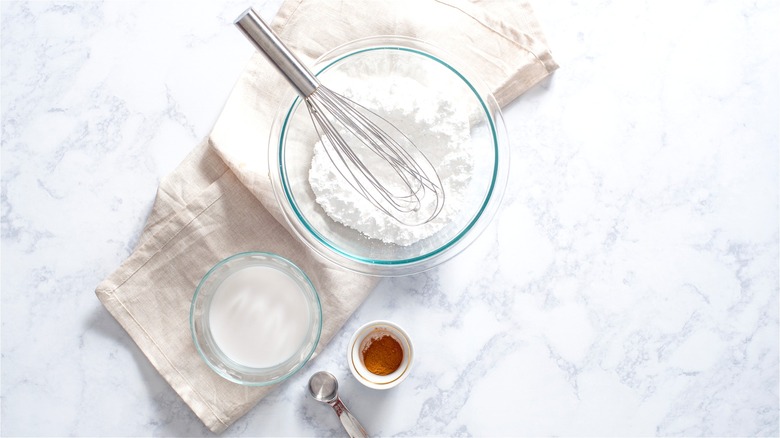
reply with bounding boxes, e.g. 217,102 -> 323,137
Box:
190,252 -> 322,386
268,36 -> 508,276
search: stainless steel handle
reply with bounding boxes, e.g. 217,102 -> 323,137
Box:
234,7 -> 319,97
329,397 -> 368,438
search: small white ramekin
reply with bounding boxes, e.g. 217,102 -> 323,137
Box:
347,320 -> 413,390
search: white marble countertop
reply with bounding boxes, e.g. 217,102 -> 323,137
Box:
2,0 -> 778,436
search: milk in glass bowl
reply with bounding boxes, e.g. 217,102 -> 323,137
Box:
190,252 -> 322,385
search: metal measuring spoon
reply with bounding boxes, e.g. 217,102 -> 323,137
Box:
308,371 -> 368,438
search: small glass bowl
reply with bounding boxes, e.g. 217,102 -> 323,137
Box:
347,320 -> 414,390
268,36 -> 509,276
190,252 -> 322,386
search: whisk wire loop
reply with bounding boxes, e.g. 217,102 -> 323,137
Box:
306,88 -> 445,225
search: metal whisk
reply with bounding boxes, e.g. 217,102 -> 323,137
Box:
235,8 -> 444,226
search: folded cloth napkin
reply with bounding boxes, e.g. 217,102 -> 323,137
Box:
95,0 -> 558,433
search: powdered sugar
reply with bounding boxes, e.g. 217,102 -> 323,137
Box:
308,72 -> 474,246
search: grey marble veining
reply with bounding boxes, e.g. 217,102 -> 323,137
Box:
1,0 -> 778,436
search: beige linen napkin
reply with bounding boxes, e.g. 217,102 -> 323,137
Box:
96,0 -> 557,433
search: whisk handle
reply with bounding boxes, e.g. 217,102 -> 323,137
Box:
235,8 -> 320,97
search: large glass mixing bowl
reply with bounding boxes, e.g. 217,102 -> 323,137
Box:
268,36 -> 508,276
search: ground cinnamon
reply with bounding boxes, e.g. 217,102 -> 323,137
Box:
361,332 -> 403,376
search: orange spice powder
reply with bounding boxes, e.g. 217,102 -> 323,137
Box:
361,333 -> 403,376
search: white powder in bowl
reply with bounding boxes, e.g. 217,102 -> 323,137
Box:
308,73 -> 474,246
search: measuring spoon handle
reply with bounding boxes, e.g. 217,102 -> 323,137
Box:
329,397 -> 368,438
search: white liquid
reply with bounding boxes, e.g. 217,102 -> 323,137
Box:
208,266 -> 310,368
